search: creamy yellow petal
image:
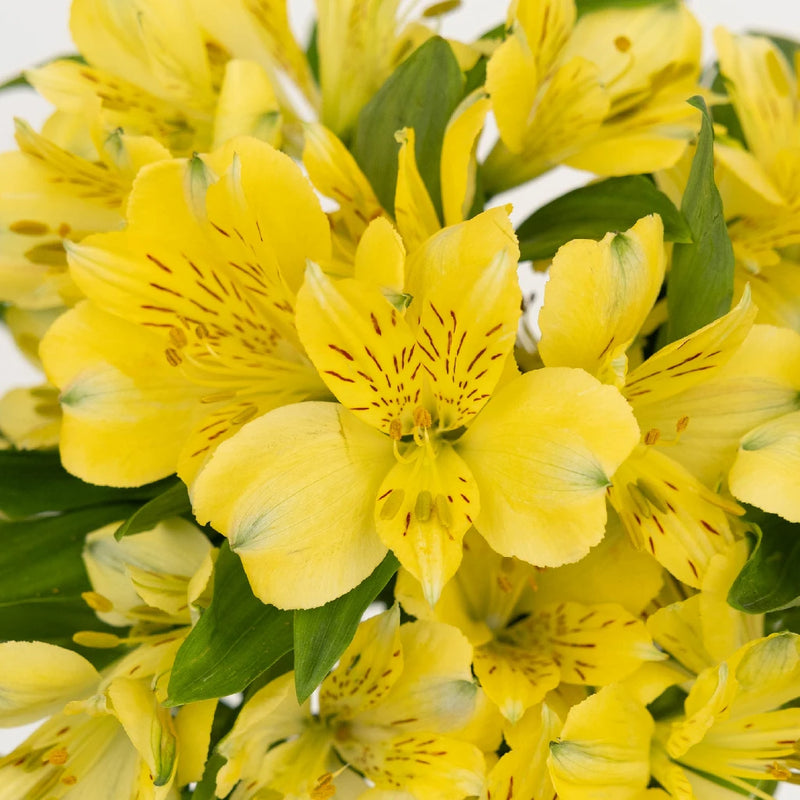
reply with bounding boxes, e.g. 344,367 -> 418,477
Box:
648,597 -> 717,676
213,59 -> 282,149
458,368 -> 639,567
608,444 -> 739,588
539,215 -> 666,387
624,288 -> 756,409
0,642 -> 100,726
736,257 -> 800,330
631,324 -> 800,488
513,0 -> 576,76
394,128 -> 441,253
730,410 -> 800,522
485,27 -> 538,155
473,641 -> 560,723
174,699 -> 216,785
549,684 -> 654,800
0,384 -> 61,450
440,91 -> 490,227
376,442 -> 478,605
41,302 -> 204,486
354,216 -> 406,295
107,677 -> 177,787
297,263 -> 418,436
320,606 -> 404,721
191,402 -> 392,609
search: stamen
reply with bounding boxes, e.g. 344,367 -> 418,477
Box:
81,591 -> 113,613
643,428 -> 661,445
415,491 -> 432,522
434,494 -> 453,528
165,348 -> 183,367
389,418 -> 403,441
676,415 -> 689,434
72,631 -> 121,649
380,489 -> 405,520
413,406 -> 432,429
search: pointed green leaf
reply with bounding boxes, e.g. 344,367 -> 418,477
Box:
0,448 -> 175,519
352,36 -> 463,219
167,543 -> 293,705
666,96 -> 735,342
728,506 -> 800,614
576,0 -> 677,14
114,480 -> 191,540
293,552 -> 399,703
515,175 -> 691,261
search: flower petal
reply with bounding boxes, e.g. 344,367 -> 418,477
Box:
191,402 -> 392,608
394,127 -> 441,252
458,368 -> 639,567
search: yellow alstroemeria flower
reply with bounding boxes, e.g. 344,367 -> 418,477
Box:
397,525 -> 664,722
303,89 -> 490,269
548,683 -> 655,800
41,137 -> 332,488
27,0 -> 284,157
484,0 -> 702,193
192,209 -> 639,608
215,606 -> 485,799
538,214 -> 759,587
0,519 -> 216,798
653,633 -> 800,798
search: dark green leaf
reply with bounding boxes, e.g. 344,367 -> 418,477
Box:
167,543 -> 293,705
576,0 -> 676,14
0,504 -> 139,606
114,480 -> 191,540
293,553 -> 399,702
0,448 -> 174,519
192,752 -> 228,800
646,684 -> 688,720
515,175 -> 691,261
306,23 -> 320,86
728,506 -> 800,614
709,65 -> 747,149
353,37 -> 463,219
666,97 -> 735,342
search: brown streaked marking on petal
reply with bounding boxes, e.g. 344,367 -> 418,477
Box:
210,221 -> 231,238
700,520 -> 720,536
146,253 -> 172,273
150,282 -> 182,297
429,301 -> 444,325
370,312 -> 382,336
9,220 -> 49,235
329,344 -> 354,361
467,348 -> 486,372
687,559 -> 699,579
666,352 -> 701,370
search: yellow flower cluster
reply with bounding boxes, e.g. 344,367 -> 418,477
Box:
1,1 -> 799,798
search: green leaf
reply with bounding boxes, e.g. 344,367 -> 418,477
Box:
666,96 -> 735,342
167,543 -> 293,705
352,36 -> 463,219
114,480 -> 191,540
0,53 -> 87,93
293,552 -> 399,702
0,448 -> 174,520
191,752 -> 228,800
576,0 -> 677,14
728,506 -> 800,614
515,175 -> 691,261
0,504 -> 139,607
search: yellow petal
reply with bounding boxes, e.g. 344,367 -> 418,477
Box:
608,444 -> 739,588
320,605 -> 404,720
394,127 -> 441,252
0,642 -> 99,726
458,368 -> 639,567
440,91 -> 490,226
513,0 -> 576,75
354,216 -> 406,295
376,442 -> 479,605
624,287 -> 756,409
191,402 -> 392,609
549,684 -> 654,800
730,410 -> 800,523
736,257 -> 800,331
174,699 -> 216,785
412,247 -> 521,430
296,262 -> 418,436
0,384 -> 61,450
41,302 -> 203,486
213,59 -> 282,149
540,214 -> 666,387
473,640 -> 560,723
107,677 -> 177,787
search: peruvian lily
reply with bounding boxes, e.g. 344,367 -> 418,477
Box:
396,525 -> 665,722
483,0 -> 702,193
214,605 -> 485,799
192,208 -> 639,608
538,214 -> 758,587
41,137 -> 333,487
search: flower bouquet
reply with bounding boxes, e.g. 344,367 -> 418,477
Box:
1,0 -> 800,798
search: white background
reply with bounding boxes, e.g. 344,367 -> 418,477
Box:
0,2 -> 799,793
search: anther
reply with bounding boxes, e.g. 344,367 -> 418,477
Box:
81,591 -> 113,612
413,406 -> 432,429
165,348 -> 182,367
48,748 -> 68,766
380,490 -> 405,520
389,418 -> 403,441
434,494 -> 453,528
415,491 -> 433,522
643,428 -> 661,445
676,416 -> 689,433
169,327 -> 187,348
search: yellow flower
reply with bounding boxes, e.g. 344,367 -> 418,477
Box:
484,0 -> 702,192
41,137 -> 332,488
654,633 -> 800,797
215,606 -> 485,799
28,0 -> 283,157
397,526 -> 664,722
192,210 -> 639,608
538,214 -> 760,587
